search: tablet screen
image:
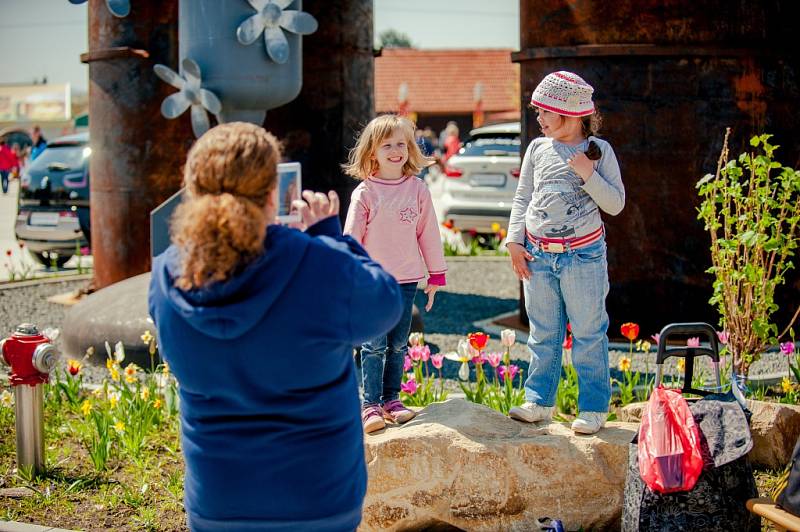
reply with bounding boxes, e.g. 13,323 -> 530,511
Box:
277,162 -> 301,223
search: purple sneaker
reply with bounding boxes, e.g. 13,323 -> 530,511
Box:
382,399 -> 416,424
361,404 -> 385,434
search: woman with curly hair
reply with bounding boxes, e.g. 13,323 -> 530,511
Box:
148,122 -> 403,531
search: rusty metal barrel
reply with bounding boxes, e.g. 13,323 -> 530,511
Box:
514,0 -> 800,334
82,0 -> 192,289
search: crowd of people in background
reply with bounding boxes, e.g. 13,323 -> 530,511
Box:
414,120 -> 463,180
0,125 -> 47,194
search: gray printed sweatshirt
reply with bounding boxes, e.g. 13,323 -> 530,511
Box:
507,136 -> 624,244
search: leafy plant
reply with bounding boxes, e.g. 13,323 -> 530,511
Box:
556,364 -> 579,416
697,130 -> 800,377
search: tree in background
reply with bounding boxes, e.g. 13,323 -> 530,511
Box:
377,29 -> 413,48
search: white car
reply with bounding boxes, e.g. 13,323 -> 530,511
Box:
429,122 -> 520,233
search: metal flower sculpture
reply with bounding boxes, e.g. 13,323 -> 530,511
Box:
236,0 -> 319,64
153,59 -> 222,138
68,0 -> 130,18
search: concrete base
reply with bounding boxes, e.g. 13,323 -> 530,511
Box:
61,272 -> 155,368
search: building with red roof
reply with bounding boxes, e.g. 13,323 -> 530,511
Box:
375,48 -> 520,137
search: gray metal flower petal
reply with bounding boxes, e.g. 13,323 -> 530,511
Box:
264,26 -> 289,64
106,0 -> 130,17
199,90 -> 222,115
153,60 -> 221,138
236,13 -> 266,45
181,59 -> 202,90
68,0 -> 130,18
246,0 -> 270,10
278,11 -> 318,34
161,93 -> 191,119
191,105 -> 211,138
153,64 -> 185,90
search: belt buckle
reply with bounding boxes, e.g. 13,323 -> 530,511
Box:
546,242 -> 565,253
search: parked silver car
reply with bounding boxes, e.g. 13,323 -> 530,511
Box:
429,122 -> 520,232
15,132 -> 90,267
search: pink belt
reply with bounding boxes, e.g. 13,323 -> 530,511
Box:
525,226 -> 604,253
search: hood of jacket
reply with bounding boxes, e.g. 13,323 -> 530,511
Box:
152,225 -> 308,340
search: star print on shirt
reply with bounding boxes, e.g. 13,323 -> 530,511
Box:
399,206 -> 418,224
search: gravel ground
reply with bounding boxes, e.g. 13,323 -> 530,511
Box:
0,260 -> 792,387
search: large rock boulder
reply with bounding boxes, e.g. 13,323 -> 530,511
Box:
747,400 -> 800,469
361,399 -> 637,532
619,399 -> 800,469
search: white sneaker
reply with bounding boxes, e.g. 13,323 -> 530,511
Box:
508,402 -> 554,423
571,411 -> 607,434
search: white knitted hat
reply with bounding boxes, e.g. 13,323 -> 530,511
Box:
530,71 -> 595,117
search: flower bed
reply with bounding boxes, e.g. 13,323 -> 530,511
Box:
1,325 -> 797,530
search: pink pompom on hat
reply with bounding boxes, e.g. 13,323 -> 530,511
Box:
530,71 -> 595,117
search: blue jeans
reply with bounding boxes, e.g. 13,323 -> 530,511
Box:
1,170 -> 8,194
361,282 -> 418,406
522,236 -> 611,413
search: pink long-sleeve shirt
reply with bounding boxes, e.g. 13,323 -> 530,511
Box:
344,175 -> 447,286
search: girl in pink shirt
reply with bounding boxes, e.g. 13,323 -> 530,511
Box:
343,114 -> 447,433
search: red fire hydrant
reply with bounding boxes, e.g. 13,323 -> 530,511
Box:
0,323 -> 58,475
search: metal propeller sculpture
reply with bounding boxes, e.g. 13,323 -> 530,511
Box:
153,59 -> 222,138
236,0 -> 318,64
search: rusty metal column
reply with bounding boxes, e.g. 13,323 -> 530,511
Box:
266,0 -> 374,219
82,0 -> 191,289
515,0 -> 800,335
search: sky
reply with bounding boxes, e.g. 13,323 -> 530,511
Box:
0,0 -> 519,94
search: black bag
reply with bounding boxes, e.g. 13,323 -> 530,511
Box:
622,394 -> 759,532
777,436 -> 800,516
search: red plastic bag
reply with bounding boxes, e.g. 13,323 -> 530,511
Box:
638,386 -> 703,493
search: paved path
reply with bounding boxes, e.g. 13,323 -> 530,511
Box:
0,180 -> 91,282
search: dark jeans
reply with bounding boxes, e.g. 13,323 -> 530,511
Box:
361,282 -> 418,406
0,170 -> 8,194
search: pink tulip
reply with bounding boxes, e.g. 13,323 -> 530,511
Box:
781,342 -> 796,356
717,331 -> 729,345
409,346 -> 423,361
498,364 -> 520,383
431,354 -> 444,369
471,354 -> 485,366
486,353 -> 502,368
651,333 -> 661,344
687,337 -> 700,348
419,345 -> 431,362
400,378 -> 418,395
403,355 -> 413,371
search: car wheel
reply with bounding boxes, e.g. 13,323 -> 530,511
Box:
33,252 -> 72,269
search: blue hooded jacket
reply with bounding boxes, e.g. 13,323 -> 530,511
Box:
148,217 -> 403,531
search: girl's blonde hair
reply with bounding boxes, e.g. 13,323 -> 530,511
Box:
171,122 -> 280,290
342,114 -> 432,179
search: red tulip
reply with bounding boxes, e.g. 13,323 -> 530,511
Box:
621,322 -> 639,342
67,359 -> 81,376
468,332 -> 489,351
562,334 -> 573,350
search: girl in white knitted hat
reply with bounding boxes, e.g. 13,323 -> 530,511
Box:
505,71 -> 625,434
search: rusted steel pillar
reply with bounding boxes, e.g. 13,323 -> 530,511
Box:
515,0 -> 800,334
266,0 -> 374,217
82,0 -> 191,289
